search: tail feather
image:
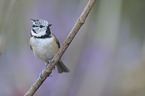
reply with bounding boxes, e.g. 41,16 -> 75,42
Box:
56,60 -> 69,73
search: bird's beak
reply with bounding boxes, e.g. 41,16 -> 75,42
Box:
48,24 -> 52,27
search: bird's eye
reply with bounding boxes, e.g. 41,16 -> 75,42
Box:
33,25 -> 38,27
40,25 -> 44,28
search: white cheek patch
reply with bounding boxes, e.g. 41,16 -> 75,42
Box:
31,30 -> 46,37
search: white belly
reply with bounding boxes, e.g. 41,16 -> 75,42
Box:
30,36 -> 59,62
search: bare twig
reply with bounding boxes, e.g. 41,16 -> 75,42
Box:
24,0 -> 96,96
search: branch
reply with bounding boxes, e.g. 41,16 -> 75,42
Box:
24,0 -> 96,95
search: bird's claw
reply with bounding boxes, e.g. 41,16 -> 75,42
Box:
39,63 -> 48,80
39,72 -> 43,80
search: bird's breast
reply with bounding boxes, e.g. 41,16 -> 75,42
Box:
30,36 -> 59,62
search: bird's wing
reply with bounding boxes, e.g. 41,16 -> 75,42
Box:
30,44 -> 33,50
52,33 -> 60,48
29,39 -> 33,51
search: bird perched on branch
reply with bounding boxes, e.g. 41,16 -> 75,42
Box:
30,19 -> 69,77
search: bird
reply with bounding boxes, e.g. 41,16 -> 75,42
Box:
30,19 -> 69,76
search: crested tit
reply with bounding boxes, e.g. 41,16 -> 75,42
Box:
30,19 -> 69,73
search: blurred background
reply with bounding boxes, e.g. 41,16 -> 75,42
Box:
0,0 -> 145,96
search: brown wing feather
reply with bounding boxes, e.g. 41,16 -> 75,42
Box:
30,44 -> 32,50
52,33 -> 60,48
30,39 -> 33,50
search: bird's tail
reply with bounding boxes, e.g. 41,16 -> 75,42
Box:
56,60 -> 69,73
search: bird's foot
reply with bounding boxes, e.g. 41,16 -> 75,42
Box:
48,60 -> 56,70
39,63 -> 48,79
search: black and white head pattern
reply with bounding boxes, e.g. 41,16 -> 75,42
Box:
31,19 -> 52,38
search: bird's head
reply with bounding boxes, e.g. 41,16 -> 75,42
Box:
30,19 -> 52,38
